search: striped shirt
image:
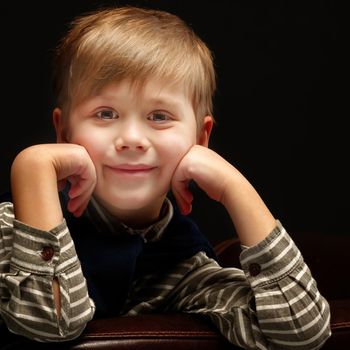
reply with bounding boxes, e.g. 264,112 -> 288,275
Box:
0,200 -> 331,349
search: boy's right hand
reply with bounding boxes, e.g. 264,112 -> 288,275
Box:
11,144 -> 96,231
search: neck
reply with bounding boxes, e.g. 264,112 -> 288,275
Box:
93,195 -> 166,230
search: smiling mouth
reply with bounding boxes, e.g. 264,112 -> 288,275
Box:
106,164 -> 157,175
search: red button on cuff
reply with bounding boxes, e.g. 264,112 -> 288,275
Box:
41,246 -> 54,261
249,263 -> 261,277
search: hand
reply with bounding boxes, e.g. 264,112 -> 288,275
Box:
49,144 -> 97,217
172,145 -> 276,246
171,145 -> 236,215
11,144 -> 97,230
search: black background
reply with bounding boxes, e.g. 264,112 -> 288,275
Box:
0,1 -> 346,242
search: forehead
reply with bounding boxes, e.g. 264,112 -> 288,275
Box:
85,78 -> 193,108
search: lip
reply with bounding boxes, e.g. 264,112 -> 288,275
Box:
106,164 -> 157,175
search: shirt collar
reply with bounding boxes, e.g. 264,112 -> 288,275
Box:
84,197 -> 173,243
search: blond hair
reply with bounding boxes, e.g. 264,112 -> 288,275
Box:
52,6 -> 216,124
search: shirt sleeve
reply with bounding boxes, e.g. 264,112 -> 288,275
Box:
0,202 -> 95,342
169,221 -> 331,350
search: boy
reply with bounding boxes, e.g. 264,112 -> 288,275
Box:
0,6 -> 331,349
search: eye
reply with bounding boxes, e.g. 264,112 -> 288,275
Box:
96,110 -> 119,120
147,112 -> 171,122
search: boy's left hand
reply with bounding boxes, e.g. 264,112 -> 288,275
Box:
171,145 -> 236,215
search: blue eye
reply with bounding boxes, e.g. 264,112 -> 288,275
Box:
148,113 -> 171,122
96,110 -> 118,120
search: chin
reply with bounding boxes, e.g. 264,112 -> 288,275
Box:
112,198 -> 151,211
95,190 -> 166,213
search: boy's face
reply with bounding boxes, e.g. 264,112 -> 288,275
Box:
54,78 -> 212,226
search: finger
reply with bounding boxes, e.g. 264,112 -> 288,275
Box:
69,180 -> 86,199
67,195 -> 89,217
67,160 -> 96,198
69,176 -> 95,199
57,179 -> 67,192
72,201 -> 89,218
172,179 -> 193,202
67,185 -> 91,212
172,185 -> 193,215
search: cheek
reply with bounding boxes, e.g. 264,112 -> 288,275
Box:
68,129 -> 107,165
158,130 -> 196,168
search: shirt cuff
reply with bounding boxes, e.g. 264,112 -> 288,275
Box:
10,219 -> 78,276
239,220 -> 303,288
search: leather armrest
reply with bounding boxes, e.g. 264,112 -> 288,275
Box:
71,314 -> 236,350
1,314 -> 237,350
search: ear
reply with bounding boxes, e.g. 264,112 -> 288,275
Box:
52,108 -> 68,143
197,116 -> 213,147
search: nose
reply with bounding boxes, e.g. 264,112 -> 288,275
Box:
114,120 -> 150,152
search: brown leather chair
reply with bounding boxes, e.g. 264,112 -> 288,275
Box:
1,233 -> 349,349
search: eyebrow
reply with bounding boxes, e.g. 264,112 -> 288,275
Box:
146,94 -> 187,111
148,97 -> 178,108
87,87 -> 189,115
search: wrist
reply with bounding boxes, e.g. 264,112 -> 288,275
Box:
220,169 -> 247,207
11,146 -> 57,195
11,146 -> 63,230
220,173 -> 276,247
